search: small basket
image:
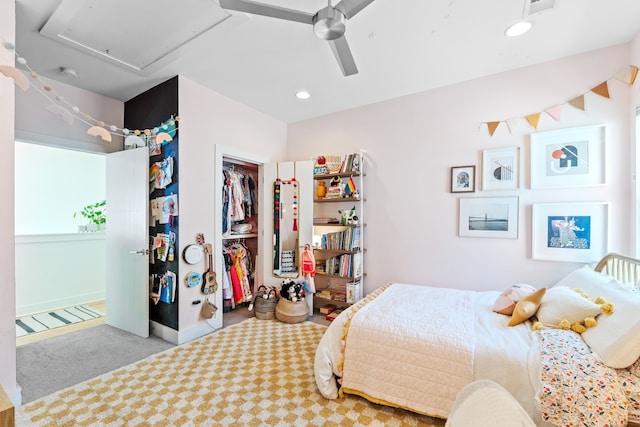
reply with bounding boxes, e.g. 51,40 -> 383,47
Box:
252,285 -> 277,320
275,298 -> 308,324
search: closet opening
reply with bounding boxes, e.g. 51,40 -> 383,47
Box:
221,157 -> 260,314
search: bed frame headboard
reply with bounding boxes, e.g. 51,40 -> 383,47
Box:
594,253 -> 640,286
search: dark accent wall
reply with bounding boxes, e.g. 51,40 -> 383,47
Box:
125,76 -> 179,330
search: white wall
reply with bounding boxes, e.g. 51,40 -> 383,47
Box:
175,76 -> 287,341
287,43 -> 635,295
0,0 -> 18,405
3,23 -> 124,404
630,34 -> 640,255
15,142 -> 106,234
15,76 -> 124,153
15,234 -> 106,316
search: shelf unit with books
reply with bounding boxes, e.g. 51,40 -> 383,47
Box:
312,150 -> 365,313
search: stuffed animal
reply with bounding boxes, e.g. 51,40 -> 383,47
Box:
280,280 -> 305,302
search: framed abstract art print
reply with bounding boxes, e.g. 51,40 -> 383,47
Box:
530,124 -> 605,189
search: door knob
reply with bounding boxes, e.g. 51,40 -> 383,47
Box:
129,249 -> 149,255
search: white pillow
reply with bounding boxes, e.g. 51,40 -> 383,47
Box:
556,265 -> 640,368
554,264 -> 612,289
536,286 -> 601,327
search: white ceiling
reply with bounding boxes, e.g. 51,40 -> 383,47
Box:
14,0 -> 640,123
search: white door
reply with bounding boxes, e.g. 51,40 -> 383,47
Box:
105,147 -> 149,337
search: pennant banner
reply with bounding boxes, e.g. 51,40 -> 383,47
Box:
481,65 -> 636,136
505,118 -> 519,134
525,113 -> 541,129
568,95 -> 585,111
545,106 -> 561,121
487,121 -> 500,136
591,81 -> 610,99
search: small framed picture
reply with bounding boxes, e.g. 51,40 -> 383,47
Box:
451,165 -> 475,193
532,202 -> 609,262
482,147 -> 520,191
459,196 -> 519,239
530,124 -> 605,189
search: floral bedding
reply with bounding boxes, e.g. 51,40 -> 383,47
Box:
537,329 -> 628,426
617,358 -> 640,421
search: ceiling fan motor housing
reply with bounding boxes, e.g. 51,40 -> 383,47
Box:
313,6 -> 346,40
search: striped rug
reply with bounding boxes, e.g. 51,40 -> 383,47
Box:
15,305 -> 104,337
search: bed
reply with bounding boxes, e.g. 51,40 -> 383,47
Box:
314,253 -> 640,426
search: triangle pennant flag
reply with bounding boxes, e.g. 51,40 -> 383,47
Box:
505,118 -> 519,134
486,121 -> 500,136
525,113 -> 541,129
630,66 -> 639,87
614,65 -> 638,87
591,81 -> 610,99
545,106 -> 561,121
568,95 -> 585,111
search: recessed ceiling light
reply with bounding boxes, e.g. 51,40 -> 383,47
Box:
505,20 -> 533,37
296,91 -> 311,100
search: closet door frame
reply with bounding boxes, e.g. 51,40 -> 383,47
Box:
214,145 -> 266,317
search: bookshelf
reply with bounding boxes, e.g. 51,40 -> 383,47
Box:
312,150 -> 365,312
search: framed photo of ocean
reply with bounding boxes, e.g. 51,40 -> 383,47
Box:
459,197 -> 519,239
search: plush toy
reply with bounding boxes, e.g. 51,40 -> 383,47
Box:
279,280 -> 305,302
493,284 -> 536,315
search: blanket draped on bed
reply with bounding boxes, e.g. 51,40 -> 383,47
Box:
537,329 -> 628,427
340,283 -> 475,418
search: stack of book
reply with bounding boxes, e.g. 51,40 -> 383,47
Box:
320,303 -> 337,314
321,226 -> 361,251
340,153 -> 361,173
324,253 -> 362,278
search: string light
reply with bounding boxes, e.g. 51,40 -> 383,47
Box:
0,37 -> 180,144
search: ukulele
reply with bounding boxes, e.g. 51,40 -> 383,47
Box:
201,242 -> 218,295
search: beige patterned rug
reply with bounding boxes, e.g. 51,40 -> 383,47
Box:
16,318 -> 445,426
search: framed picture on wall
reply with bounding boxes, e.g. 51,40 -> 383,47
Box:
482,147 -> 520,191
451,165 -> 475,193
531,202 -> 609,262
459,196 -> 519,238
530,124 -> 605,188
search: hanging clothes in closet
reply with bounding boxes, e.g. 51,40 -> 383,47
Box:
222,241 -> 253,305
222,168 -> 257,235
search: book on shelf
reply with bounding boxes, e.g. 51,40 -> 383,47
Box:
340,152 -> 361,173
314,217 -> 340,224
320,226 -> 361,251
326,309 -> 343,321
320,304 -> 337,314
347,280 -> 362,304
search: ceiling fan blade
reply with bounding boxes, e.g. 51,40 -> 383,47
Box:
328,36 -> 358,76
219,0 -> 314,24
334,0 -> 375,19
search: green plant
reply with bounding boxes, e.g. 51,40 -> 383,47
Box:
74,200 -> 106,226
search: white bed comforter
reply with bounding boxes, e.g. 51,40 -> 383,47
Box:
314,282 -> 540,421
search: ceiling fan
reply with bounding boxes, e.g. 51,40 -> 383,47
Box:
219,0 -> 376,76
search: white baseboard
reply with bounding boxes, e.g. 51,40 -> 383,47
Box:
149,319 -> 221,345
7,384 -> 22,407
176,320 -> 220,344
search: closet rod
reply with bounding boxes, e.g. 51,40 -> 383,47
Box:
223,157 -> 258,169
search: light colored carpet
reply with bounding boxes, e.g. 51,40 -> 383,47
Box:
16,318 -> 445,426
17,324 -> 175,404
